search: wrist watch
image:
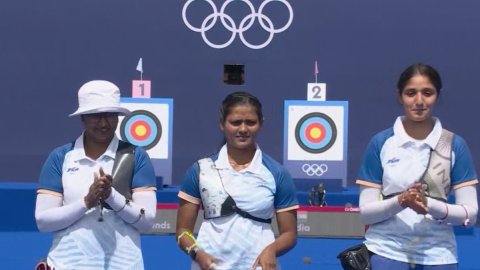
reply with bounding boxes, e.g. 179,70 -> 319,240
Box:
189,246 -> 201,260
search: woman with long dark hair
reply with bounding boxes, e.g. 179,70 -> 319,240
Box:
357,63 -> 478,269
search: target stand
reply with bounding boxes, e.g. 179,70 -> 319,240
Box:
116,97 -> 174,185
283,100 -> 348,191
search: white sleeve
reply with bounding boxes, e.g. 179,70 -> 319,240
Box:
35,193 -> 87,232
104,188 -> 157,233
427,185 -> 478,227
359,186 -> 405,225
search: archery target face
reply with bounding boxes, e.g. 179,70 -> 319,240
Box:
287,105 -> 344,160
116,99 -> 171,159
295,112 -> 336,153
120,110 -> 161,150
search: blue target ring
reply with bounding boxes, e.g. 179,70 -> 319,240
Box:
120,110 -> 162,150
295,112 -> 337,153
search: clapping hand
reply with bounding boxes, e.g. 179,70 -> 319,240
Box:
398,182 -> 428,215
95,167 -> 113,201
84,167 -> 113,209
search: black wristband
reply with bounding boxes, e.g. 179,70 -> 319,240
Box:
189,246 -> 201,260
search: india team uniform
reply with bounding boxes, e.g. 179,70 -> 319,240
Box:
179,145 -> 299,270
356,117 -> 478,265
38,135 -> 156,270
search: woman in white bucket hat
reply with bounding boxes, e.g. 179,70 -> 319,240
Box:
35,80 -> 157,270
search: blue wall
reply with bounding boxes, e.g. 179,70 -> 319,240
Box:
1,0 -> 479,186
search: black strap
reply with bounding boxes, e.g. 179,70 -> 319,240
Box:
384,191 -> 447,202
233,205 -> 272,224
220,196 -> 272,224
382,193 -> 400,200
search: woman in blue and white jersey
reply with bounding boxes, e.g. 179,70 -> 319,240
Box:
356,63 -> 478,269
176,91 -> 299,270
35,80 -> 157,270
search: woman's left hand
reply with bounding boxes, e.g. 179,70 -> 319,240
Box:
251,244 -> 277,270
194,250 -> 218,270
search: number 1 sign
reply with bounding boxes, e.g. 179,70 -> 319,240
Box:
307,83 -> 326,101
132,80 -> 151,98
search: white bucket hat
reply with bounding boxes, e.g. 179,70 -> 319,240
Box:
69,80 -> 131,116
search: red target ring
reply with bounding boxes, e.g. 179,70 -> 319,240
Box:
129,120 -> 151,141
305,123 -> 326,143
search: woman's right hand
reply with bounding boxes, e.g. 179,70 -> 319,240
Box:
84,182 -> 99,209
398,184 -> 428,214
195,250 -> 218,270
84,168 -> 114,209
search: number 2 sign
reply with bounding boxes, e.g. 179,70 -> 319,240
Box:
307,83 -> 326,101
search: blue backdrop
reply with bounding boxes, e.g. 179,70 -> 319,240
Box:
1,0 -> 479,187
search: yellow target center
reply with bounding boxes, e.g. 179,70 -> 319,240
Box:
135,125 -> 147,136
310,127 -> 322,139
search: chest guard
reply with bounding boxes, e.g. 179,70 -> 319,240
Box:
198,158 -> 271,223
103,141 -> 135,209
421,129 -> 453,202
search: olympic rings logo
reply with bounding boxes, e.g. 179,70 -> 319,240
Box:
302,163 -> 328,176
182,0 -> 293,49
